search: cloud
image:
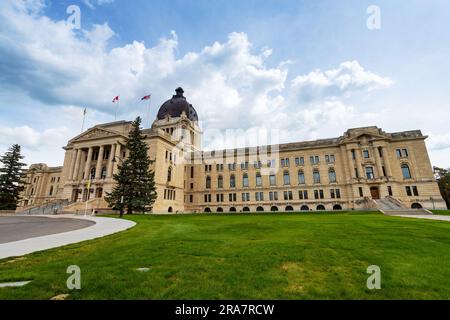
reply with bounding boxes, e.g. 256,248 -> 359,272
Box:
290,60 -> 393,102
0,0 -> 395,165
427,133 -> 450,151
82,0 -> 114,10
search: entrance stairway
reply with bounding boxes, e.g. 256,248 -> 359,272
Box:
375,196 -> 432,216
15,199 -> 70,215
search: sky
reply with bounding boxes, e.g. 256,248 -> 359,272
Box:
1,0 -> 450,167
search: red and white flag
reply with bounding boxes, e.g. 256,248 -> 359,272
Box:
141,94 -> 151,101
112,95 -> 120,103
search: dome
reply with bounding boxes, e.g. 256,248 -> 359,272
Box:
157,87 -> 198,121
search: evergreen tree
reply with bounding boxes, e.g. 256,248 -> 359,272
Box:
434,166 -> 450,209
105,117 -> 157,216
0,144 -> 27,210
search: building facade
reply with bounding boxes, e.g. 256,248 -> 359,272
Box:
18,88 -> 447,213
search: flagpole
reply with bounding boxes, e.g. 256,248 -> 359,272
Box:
147,94 -> 152,127
114,100 -> 118,121
81,108 -> 86,132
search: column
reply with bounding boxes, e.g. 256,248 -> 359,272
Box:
72,148 -> 83,181
83,147 -> 94,181
381,146 -> 392,177
347,149 -> 355,179
68,149 -> 78,180
113,143 -> 121,174
355,148 -> 364,179
107,144 -> 116,178
95,146 -> 105,179
374,147 -> 384,178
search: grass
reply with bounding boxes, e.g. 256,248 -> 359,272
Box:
1,211 -> 450,300
432,210 -> 450,216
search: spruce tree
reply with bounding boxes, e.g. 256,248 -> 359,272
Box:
0,144 -> 27,210
105,117 -> 157,216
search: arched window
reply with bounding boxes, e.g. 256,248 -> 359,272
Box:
256,172 -> 262,186
401,164 -> 412,179
313,169 -> 320,184
218,175 -> 223,188
333,204 -> 342,210
300,205 -> 309,211
230,174 -> 236,188
204,207 -> 211,213
328,168 -> 337,183
243,206 -> 250,212
316,205 -> 326,211
229,207 -> 236,212
217,207 -> 224,212
101,167 -> 107,179
167,167 -> 172,182
298,170 -> 305,184
243,173 -> 249,187
206,176 -> 211,189
256,206 -> 264,212
270,206 -> 279,212
411,203 -> 422,209
285,205 -> 294,211
283,171 -> 290,185
90,167 -> 96,180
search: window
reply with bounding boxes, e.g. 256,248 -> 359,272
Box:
295,157 -> 304,166
216,164 -> 224,171
228,163 -> 236,171
218,175 -> 223,188
242,192 -> 250,201
319,190 -> 324,199
298,190 -> 304,200
405,186 -> 412,196
382,166 -> 386,177
254,161 -> 262,169
313,170 -> 320,184
303,190 -> 308,199
206,176 -> 211,189
355,168 -> 359,178
267,159 -> 275,168
310,155 -> 320,164
328,168 -> 337,183
103,149 -> 110,160
256,173 -> 262,186
229,193 -> 237,202
359,187 -> 363,197
49,186 -> 54,196
363,150 -> 370,159
281,158 -> 290,167
298,170 -> 305,184
190,166 -> 194,178
396,148 -> 409,158
243,173 -> 249,187
269,191 -> 278,201
216,194 -> 224,202
314,190 -> 319,199
335,189 -> 341,199
190,195 -> 193,203
325,154 -> 335,163
365,167 -> 375,180
241,162 -> 249,170
255,191 -> 264,201
283,171 -> 290,185
412,186 -> 419,196
90,167 -> 95,180
351,149 -> 356,160
269,174 -> 276,186
101,167 -> 107,179
401,164 -> 412,179
330,189 -> 335,199
230,174 -> 236,188
167,167 -> 172,182
284,191 -> 293,200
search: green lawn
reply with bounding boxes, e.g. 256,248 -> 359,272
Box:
1,212 -> 450,300
432,210 -> 450,216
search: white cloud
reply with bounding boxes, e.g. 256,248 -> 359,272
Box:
427,133 -> 450,151
0,0 -> 415,166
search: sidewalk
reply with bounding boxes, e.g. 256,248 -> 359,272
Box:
393,214 -> 450,222
0,215 -> 136,260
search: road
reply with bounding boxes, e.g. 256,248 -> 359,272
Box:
0,216 -> 95,244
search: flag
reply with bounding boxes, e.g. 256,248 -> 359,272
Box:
86,178 -> 91,189
112,96 -> 120,103
83,108 -> 87,115
141,94 -> 151,101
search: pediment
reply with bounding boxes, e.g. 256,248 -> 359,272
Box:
341,127 -> 390,144
69,127 -> 122,143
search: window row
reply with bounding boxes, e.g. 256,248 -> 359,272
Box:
164,189 -> 176,200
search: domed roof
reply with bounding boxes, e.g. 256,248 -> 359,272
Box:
157,87 -> 198,121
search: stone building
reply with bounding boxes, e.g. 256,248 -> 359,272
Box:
18,88 -> 447,213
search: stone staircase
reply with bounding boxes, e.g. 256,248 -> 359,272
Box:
16,199 -> 70,215
375,196 -> 432,216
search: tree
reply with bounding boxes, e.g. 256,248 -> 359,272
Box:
434,166 -> 450,209
105,117 -> 157,216
0,144 -> 27,210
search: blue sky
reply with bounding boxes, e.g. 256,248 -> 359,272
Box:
1,0 -> 450,167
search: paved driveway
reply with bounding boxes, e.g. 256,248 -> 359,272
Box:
0,216 -> 95,244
